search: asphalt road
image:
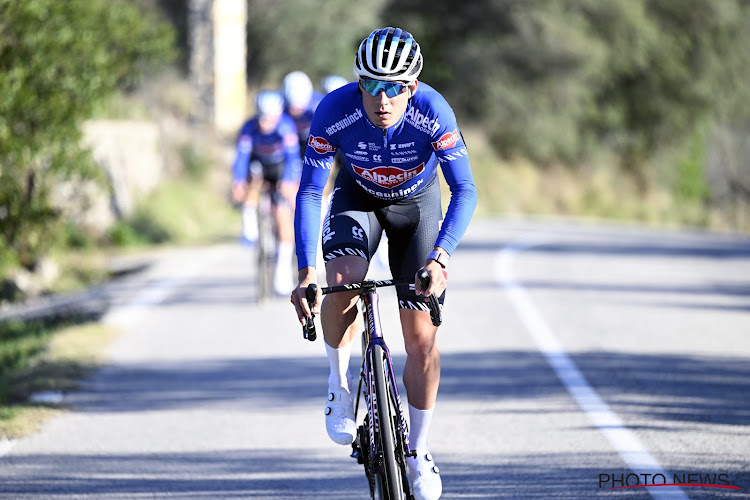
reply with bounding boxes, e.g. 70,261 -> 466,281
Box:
0,218 -> 748,499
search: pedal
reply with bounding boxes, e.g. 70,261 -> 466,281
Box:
351,437 -> 364,464
350,446 -> 364,464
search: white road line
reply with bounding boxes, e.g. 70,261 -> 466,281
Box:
0,439 -> 14,458
496,241 -> 688,500
103,277 -> 183,329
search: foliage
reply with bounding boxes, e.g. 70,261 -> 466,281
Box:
245,0 -> 388,87
384,0 -> 750,176
0,0 -> 176,272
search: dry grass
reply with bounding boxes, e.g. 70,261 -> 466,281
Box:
0,323 -> 121,439
452,127 -> 747,233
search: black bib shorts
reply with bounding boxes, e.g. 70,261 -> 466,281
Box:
321,169 -> 445,310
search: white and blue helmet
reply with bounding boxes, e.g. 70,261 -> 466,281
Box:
282,71 -> 314,109
354,27 -> 423,82
321,75 -> 348,94
255,90 -> 284,117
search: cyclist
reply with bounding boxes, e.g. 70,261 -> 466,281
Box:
320,74 -> 348,95
290,27 -> 477,500
231,90 -> 301,295
281,70 -> 324,156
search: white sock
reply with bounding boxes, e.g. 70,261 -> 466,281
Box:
276,241 -> 293,266
242,205 -> 257,240
273,242 -> 295,293
408,404 -> 434,459
325,343 -> 352,393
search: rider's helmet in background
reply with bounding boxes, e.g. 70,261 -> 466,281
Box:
255,90 -> 285,118
321,75 -> 348,94
353,27 -> 423,82
282,71 -> 314,109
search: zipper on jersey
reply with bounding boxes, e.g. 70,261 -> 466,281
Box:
383,127 -> 389,194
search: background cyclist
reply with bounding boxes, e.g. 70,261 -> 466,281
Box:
231,90 -> 301,295
290,28 -> 477,500
281,70 -> 324,157
320,74 -> 349,95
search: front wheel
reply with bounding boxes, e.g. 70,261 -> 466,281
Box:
371,345 -> 406,500
256,199 -> 275,302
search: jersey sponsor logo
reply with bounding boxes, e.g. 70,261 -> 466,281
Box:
322,188 -> 339,244
255,143 -> 282,155
304,156 -> 333,169
391,156 -> 419,164
392,149 -> 417,156
352,163 -> 425,189
405,107 -> 441,134
432,129 -> 460,151
345,152 -> 369,161
437,147 -> 469,163
323,247 -> 367,261
355,178 -> 424,200
324,108 -> 364,135
308,135 -> 336,154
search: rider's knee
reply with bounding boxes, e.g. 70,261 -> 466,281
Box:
404,335 -> 438,360
401,312 -> 439,359
325,255 -> 368,286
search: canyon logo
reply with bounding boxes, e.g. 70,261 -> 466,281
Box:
352,163 -> 425,189
307,135 -> 336,154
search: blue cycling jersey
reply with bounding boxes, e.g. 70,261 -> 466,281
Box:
231,114 -> 302,183
295,82 -> 478,269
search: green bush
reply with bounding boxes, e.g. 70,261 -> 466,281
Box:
107,213 -> 172,247
387,0 -> 750,171
0,0 -> 176,273
180,143 -> 211,181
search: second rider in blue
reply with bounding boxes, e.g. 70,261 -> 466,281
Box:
291,27 -> 477,500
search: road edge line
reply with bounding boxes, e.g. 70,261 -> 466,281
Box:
496,240 -> 688,500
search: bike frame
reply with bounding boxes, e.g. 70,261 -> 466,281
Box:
302,273 -> 440,499
356,281 -> 413,464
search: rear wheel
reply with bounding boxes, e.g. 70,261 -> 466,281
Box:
371,345 -> 405,500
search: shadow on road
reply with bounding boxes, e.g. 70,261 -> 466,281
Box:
0,448 -> 367,499
2,348 -> 748,498
1,448 -> 744,499
69,349 -> 750,427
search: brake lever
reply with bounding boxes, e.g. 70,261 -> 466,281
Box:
302,284 -> 318,341
416,269 -> 442,327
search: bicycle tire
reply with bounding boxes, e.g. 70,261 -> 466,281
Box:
256,201 -> 275,301
371,344 -> 405,500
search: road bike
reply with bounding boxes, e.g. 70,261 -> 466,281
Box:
302,270 -> 441,500
255,182 -> 297,302
255,182 -> 277,302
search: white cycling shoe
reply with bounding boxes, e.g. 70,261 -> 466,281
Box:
408,452 -> 442,500
324,389 -> 356,445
